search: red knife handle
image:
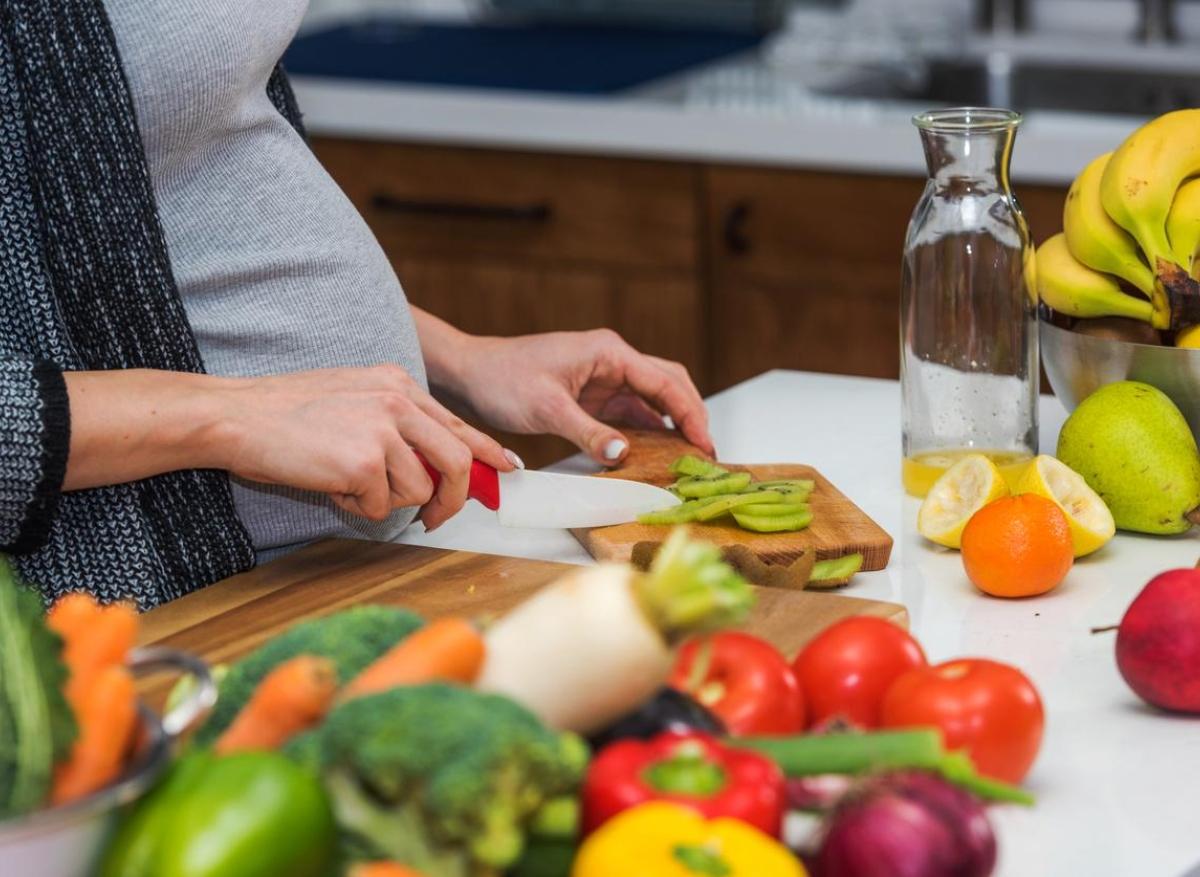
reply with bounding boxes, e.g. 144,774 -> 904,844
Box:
416,453 -> 501,511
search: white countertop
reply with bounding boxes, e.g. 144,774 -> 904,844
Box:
399,369 -> 1200,877
292,75 -> 1144,185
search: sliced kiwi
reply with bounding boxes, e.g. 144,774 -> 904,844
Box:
733,502 -> 812,518
810,553 -> 864,586
673,471 -> 753,499
693,491 -> 785,522
669,455 -> 728,478
637,496 -> 726,525
745,480 -> 815,503
732,507 -> 814,533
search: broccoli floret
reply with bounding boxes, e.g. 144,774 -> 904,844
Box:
194,605 -> 423,747
286,684 -> 588,877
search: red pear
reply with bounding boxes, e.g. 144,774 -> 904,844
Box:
1115,569 -> 1200,714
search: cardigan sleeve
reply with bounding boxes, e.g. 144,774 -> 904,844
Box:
267,64 -> 306,140
0,358 -> 70,554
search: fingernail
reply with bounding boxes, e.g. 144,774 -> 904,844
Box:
662,415 -> 676,430
603,439 -> 628,461
504,449 -> 526,470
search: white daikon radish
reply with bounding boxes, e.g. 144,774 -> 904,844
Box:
477,530 -> 753,734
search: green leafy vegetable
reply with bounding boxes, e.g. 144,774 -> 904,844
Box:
635,529 -> 755,638
194,606 -> 423,747
0,558 -> 76,817
286,684 -> 587,877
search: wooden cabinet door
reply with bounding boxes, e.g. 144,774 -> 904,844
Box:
704,166 -> 1068,390
705,167 -> 922,388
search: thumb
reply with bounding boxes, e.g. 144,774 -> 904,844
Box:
553,396 -> 629,466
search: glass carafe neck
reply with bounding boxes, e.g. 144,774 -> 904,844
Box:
915,108 -> 1021,192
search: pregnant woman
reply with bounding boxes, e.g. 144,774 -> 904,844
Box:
0,1 -> 712,608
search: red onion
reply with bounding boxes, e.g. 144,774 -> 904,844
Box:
787,774 -> 855,812
813,771 -> 997,877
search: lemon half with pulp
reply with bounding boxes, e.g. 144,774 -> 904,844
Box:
1014,455 -> 1115,557
917,455 -> 1010,549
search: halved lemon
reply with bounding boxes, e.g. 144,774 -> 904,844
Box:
917,455 -> 1010,549
1014,455 -> 1115,557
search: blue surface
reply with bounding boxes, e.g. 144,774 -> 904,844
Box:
284,20 -> 763,95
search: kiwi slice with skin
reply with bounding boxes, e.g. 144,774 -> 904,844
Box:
734,502 -> 812,517
674,471 -> 753,499
732,507 -> 814,533
745,480 -> 815,501
669,455 -> 728,478
809,553 -> 864,586
692,490 -> 785,522
637,496 -> 726,525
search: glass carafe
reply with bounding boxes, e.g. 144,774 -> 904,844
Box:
900,108 -> 1038,498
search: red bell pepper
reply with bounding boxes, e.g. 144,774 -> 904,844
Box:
581,732 -> 786,837
670,632 -> 806,735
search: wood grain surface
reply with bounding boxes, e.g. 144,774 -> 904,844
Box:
572,431 -> 894,570
137,539 -> 906,701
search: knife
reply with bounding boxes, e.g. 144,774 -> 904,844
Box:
419,457 -> 680,529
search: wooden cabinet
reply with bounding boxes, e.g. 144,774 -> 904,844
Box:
703,167 -> 922,387
702,166 -> 1069,388
312,136 -> 1068,463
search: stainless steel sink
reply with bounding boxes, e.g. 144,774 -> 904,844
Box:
817,53 -> 1200,117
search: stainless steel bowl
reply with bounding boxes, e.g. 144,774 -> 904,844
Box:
0,647 -> 215,877
1041,317 -> 1200,437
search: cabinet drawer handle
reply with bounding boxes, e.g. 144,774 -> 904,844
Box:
724,201 -> 752,255
371,193 -> 554,224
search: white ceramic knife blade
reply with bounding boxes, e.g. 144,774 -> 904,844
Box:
495,469 -> 680,529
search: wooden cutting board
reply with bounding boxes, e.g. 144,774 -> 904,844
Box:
572,431 -> 894,570
137,540 -> 907,700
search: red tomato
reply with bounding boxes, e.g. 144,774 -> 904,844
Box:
880,658 -> 1044,784
793,617 -> 927,729
670,633 -> 805,735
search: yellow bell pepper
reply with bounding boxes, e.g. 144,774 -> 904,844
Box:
572,802 -> 806,877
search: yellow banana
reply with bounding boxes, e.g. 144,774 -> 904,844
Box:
1166,177 -> 1200,277
1063,152 -> 1156,295
1036,233 -> 1155,324
1100,109 -> 1200,271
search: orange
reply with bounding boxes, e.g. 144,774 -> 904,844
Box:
960,494 -> 1074,598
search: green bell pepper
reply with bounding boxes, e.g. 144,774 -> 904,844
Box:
98,751 -> 337,877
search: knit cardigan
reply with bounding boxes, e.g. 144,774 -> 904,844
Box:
0,0 -> 306,608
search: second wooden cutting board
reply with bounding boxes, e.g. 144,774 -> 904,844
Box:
571,431 -> 894,570
138,540 -> 907,703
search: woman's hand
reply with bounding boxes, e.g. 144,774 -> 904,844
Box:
219,366 -> 512,529
64,365 -> 513,530
421,317 -> 714,465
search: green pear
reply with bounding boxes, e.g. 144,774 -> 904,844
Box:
1057,381 -> 1200,535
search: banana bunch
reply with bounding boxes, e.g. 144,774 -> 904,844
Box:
1037,109 -> 1200,340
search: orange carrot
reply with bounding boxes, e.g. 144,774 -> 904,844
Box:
47,594 -> 142,803
48,595 -> 138,693
214,655 -> 339,754
46,593 -> 103,639
349,863 -> 428,877
51,664 -> 138,804
340,617 -> 485,702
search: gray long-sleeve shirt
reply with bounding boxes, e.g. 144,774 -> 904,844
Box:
105,0 -> 426,558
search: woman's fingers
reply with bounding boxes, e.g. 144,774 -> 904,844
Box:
395,409 -> 475,531
543,390 -> 632,466
333,452 -> 394,522
383,438 -> 435,510
410,393 -> 514,474
613,350 -> 713,454
598,391 -> 671,431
